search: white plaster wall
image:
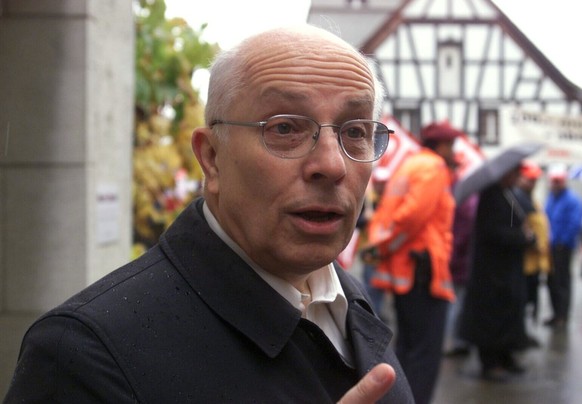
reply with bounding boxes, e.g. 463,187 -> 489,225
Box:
0,0 -> 133,396
85,0 -> 134,283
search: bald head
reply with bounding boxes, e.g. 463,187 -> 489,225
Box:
191,24 -> 383,280
204,25 -> 383,126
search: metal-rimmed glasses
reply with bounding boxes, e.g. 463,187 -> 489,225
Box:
209,114 -> 392,163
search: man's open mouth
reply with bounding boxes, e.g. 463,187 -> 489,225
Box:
296,211 -> 341,222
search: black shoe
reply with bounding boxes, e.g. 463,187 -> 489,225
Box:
481,367 -> 512,382
525,335 -> 541,348
544,317 -> 567,329
515,335 -> 541,350
503,361 -> 526,374
500,353 -> 526,374
444,346 -> 470,357
544,317 -> 557,327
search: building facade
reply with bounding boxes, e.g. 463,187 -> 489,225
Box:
309,0 -> 582,164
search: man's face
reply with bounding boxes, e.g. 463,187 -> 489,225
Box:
517,176 -> 536,193
501,166 -> 521,188
550,178 -> 566,194
200,35 -> 376,283
434,139 -> 456,167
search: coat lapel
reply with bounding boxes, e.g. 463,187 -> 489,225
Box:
335,266 -> 394,377
160,198 -> 393,372
159,199 -> 301,359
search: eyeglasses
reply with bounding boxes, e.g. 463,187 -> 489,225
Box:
210,114 -> 392,163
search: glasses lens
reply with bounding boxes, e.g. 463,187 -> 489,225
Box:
262,115 -> 317,158
340,120 -> 390,162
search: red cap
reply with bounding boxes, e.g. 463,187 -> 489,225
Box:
420,121 -> 464,143
520,160 -> 542,180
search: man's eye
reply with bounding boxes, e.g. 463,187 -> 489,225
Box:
344,126 -> 367,139
274,123 -> 292,135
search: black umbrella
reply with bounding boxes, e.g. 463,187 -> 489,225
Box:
453,142 -> 544,204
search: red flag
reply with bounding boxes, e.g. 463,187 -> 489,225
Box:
373,115 -> 421,182
453,133 -> 485,182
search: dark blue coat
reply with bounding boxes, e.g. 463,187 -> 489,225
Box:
545,188 -> 582,248
5,198 -> 413,403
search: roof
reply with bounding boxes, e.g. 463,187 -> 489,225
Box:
308,0 -> 582,102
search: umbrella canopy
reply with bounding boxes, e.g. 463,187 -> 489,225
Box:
569,164 -> 582,180
453,142 -> 544,204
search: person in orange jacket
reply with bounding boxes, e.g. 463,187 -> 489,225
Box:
363,121 -> 459,404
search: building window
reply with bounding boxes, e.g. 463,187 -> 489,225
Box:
437,41 -> 462,98
478,109 -> 499,145
394,108 -> 421,139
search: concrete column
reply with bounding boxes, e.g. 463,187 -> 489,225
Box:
0,0 -> 134,395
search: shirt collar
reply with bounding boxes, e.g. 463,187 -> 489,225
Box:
202,202 -> 349,337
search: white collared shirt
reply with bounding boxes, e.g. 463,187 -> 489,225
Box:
203,202 -> 354,365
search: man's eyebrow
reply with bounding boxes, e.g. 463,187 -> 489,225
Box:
345,96 -> 375,109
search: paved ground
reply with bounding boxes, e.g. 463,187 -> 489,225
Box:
350,251 -> 582,404
433,271 -> 582,404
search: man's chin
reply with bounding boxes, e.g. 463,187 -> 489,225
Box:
289,250 -> 342,271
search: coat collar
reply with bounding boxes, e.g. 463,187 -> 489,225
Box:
159,198 -> 392,371
335,265 -> 394,376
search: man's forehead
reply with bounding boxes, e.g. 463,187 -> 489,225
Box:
239,29 -> 373,85
257,87 -> 374,108
233,87 -> 375,120
228,27 -> 377,117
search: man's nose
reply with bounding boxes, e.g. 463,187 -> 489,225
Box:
305,125 -> 347,180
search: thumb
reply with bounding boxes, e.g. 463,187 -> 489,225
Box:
337,363 -> 396,404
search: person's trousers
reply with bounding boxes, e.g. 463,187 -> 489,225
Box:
548,245 -> 573,321
525,273 -> 540,319
445,283 -> 467,349
394,280 -> 449,404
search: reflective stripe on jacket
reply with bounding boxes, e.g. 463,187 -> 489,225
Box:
367,148 -> 455,301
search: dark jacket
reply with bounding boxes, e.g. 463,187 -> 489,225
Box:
459,185 -> 532,349
4,198 -> 413,403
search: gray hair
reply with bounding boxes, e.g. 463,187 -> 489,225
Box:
204,46 -> 245,136
367,57 -> 386,120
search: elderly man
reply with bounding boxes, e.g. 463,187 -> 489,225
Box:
4,25 -> 413,403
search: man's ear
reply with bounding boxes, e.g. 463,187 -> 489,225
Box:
192,127 -> 219,194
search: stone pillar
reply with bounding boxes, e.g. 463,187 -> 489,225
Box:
0,0 -> 134,395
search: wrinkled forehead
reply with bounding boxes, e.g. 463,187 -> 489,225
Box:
235,27 -> 376,109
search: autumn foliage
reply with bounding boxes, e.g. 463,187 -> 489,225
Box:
133,0 -> 217,254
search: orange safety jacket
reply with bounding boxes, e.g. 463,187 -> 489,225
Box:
367,148 -> 456,302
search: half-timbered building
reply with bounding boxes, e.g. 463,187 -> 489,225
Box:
308,0 -> 582,164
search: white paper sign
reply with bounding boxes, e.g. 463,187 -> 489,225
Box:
96,184 -> 120,245
501,108 -> 582,165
